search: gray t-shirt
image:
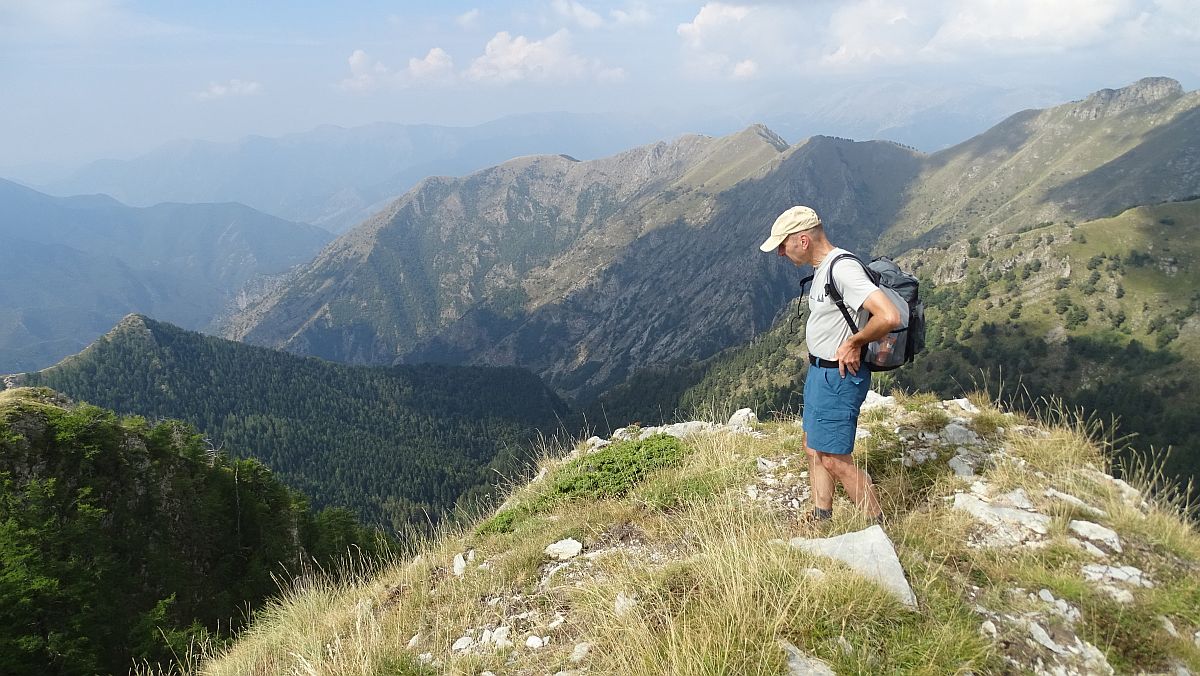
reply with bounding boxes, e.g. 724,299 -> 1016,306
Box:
805,248 -> 879,360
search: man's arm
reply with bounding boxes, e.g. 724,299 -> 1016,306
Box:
833,288 -> 902,376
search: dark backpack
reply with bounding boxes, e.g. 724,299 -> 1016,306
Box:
800,254 -> 926,371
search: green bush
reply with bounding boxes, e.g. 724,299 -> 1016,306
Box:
541,434 -> 688,504
477,434 -> 691,535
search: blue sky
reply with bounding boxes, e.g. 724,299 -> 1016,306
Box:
2,0 -> 1198,173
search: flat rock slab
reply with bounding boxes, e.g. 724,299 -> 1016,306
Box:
545,538 -> 584,560
1068,520 -> 1122,552
952,493 -> 1051,547
777,638 -> 836,676
788,525 -> 917,608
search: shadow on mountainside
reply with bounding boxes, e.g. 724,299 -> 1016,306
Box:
1041,105 -> 1200,220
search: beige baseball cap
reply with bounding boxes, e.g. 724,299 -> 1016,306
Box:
759,205 -> 821,252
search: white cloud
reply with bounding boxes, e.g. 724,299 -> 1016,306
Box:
407,47 -> 455,80
466,29 -> 591,83
611,3 -> 653,26
676,3 -> 805,79
456,8 -> 481,29
552,0 -> 604,29
339,49 -> 391,91
925,0 -> 1132,55
822,0 -> 937,67
194,78 -> 261,101
677,3 -> 750,49
732,59 -> 758,79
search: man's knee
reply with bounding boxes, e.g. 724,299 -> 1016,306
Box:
818,452 -> 851,475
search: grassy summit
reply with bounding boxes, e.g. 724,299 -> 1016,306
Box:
177,391 -> 1199,675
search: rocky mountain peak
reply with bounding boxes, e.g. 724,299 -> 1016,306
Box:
735,123 -> 790,152
1069,76 -> 1183,120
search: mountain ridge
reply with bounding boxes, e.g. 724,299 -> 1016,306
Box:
0,180 -> 332,372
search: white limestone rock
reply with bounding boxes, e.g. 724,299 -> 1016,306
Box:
545,538 -> 584,561
614,591 -> 638,617
1082,564 -> 1152,588
855,426 -> 871,439
777,638 -> 836,676
728,408 -> 758,432
452,552 -> 467,577
659,420 -> 717,438
948,450 -> 979,478
1080,469 -> 1143,506
1068,537 -> 1107,558
489,625 -> 513,649
1160,616 -> 1180,639
995,488 -> 1036,510
861,390 -> 896,410
757,457 -> 780,472
947,397 -> 981,414
1028,620 -> 1066,655
526,635 -> 545,649
570,641 -> 591,663
1068,520 -> 1122,553
952,493 -> 1051,547
903,446 -> 938,467
942,422 -> 981,446
451,635 -> 475,653
1044,488 -> 1107,518
788,525 -> 917,608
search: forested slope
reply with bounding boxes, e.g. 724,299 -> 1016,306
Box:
0,387 -> 384,675
16,315 -> 571,531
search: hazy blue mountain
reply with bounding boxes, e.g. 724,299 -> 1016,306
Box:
0,179 -> 332,372
37,82 -> 1064,234
43,113 -> 683,233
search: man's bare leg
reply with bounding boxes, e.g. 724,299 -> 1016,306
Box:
818,452 -> 882,517
805,444 -> 836,512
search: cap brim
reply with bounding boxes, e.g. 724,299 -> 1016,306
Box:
759,233 -> 786,252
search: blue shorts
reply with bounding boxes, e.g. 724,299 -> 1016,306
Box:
802,364 -> 871,455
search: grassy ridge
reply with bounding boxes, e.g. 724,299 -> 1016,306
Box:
181,392 -> 1199,675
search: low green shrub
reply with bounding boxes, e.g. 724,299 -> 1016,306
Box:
477,434 -> 690,534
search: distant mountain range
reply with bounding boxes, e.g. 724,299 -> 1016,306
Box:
223,78 -> 1197,403
42,113 -> 684,233
0,179 -> 332,373
33,82 -> 1064,234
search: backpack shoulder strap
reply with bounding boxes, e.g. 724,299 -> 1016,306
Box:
824,253 -> 867,333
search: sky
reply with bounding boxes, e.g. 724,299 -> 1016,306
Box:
2,0 -> 1199,175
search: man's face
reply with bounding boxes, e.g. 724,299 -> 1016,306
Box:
777,232 -> 808,266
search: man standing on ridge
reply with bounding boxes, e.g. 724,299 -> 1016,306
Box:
760,205 -> 899,524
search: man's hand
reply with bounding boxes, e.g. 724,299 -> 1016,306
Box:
835,338 -> 861,377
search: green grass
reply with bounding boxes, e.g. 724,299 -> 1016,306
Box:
478,433 -> 690,535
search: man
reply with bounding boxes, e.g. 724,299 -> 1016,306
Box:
759,205 -> 900,524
